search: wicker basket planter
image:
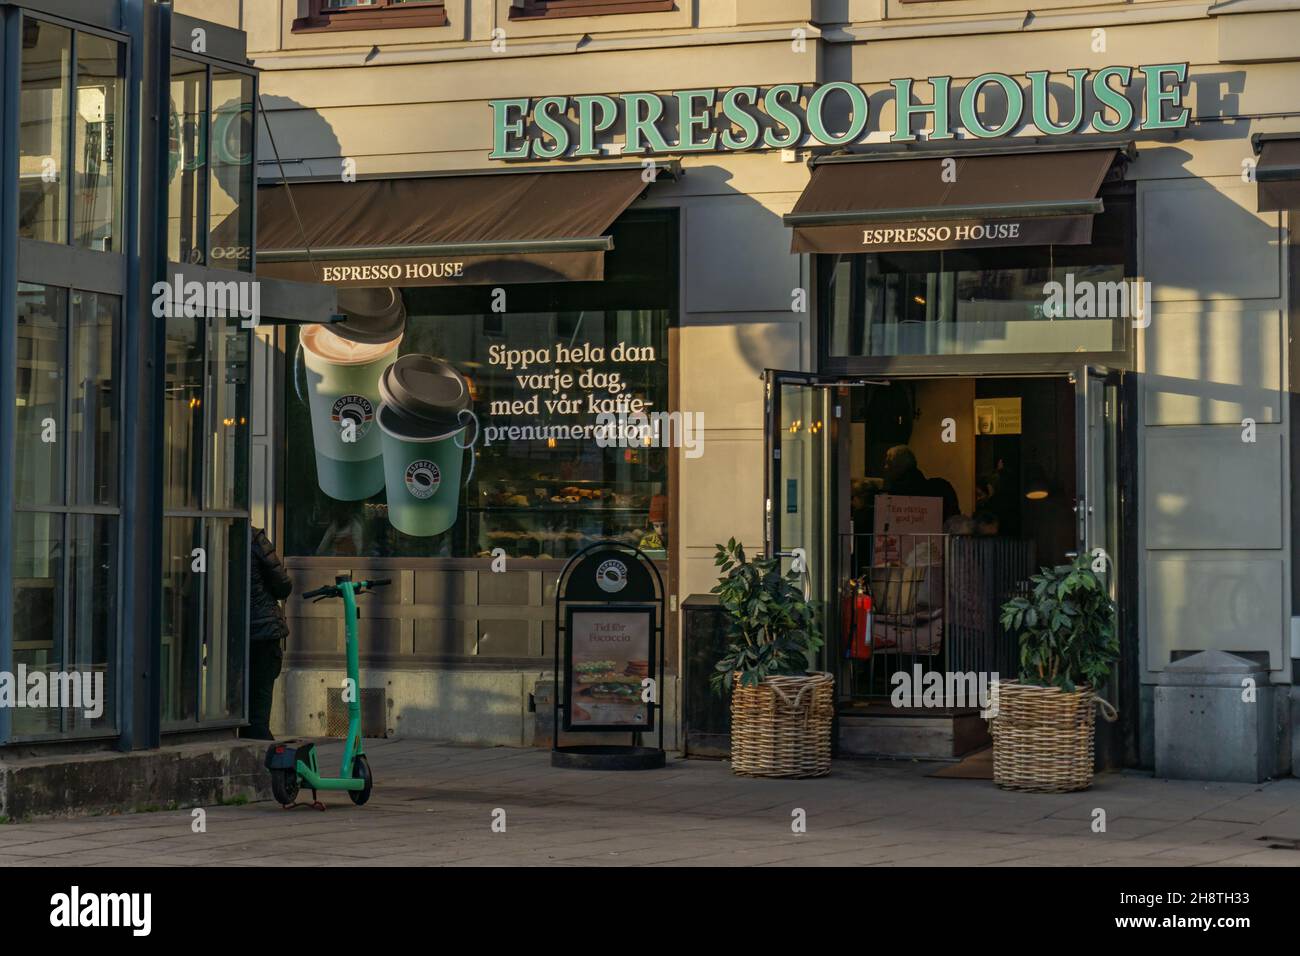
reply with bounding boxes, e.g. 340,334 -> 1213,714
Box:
990,679 -> 1113,793
729,671 -> 834,778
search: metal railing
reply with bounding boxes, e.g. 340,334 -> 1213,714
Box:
838,532 -> 1036,703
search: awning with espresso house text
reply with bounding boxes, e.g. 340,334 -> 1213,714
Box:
1253,134 -> 1300,212
231,165 -> 667,288
783,146 -> 1125,255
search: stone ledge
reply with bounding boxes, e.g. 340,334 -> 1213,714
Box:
0,740 -> 272,821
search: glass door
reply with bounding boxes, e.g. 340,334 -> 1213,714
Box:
1075,365 -> 1125,764
764,371 -> 876,672
1075,365 -> 1121,595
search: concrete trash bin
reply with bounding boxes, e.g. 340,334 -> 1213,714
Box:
1154,650 -> 1277,783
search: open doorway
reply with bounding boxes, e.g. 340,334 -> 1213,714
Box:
838,375 -> 1079,702
764,365 -> 1125,758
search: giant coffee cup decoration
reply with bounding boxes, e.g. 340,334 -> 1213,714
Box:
300,288 -> 405,500
377,354 -> 475,537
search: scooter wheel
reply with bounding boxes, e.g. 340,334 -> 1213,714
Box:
349,755 -> 373,806
270,769 -> 299,807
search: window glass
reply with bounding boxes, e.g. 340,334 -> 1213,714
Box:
206,323 -> 250,511
69,291 -> 120,506
66,514 -> 117,733
201,518 -> 248,720
16,283 -> 67,507
284,215 -> 675,559
825,197 -> 1132,358
73,34 -> 124,250
208,70 -> 254,272
168,57 -> 207,264
18,19 -> 70,243
12,512 -> 64,737
164,316 -> 205,510
161,517 -> 202,724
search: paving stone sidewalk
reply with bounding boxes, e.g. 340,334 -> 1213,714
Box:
1,738 -> 1298,867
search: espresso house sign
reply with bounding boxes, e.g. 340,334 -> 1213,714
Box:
489,65 -> 1190,160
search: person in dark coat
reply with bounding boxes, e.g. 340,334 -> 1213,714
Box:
244,526 -> 292,740
882,445 -> 960,520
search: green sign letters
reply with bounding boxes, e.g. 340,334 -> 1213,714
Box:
489,64 -> 1190,160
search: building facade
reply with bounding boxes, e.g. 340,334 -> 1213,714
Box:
181,0 -> 1300,774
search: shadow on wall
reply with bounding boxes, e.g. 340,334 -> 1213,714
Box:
256,94 -> 344,180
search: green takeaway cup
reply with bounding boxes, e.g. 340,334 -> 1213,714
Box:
377,354 -> 474,537
300,289 -> 405,500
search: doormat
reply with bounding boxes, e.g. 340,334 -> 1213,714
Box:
927,746 -> 993,780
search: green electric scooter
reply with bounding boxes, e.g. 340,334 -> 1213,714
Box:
265,575 -> 390,809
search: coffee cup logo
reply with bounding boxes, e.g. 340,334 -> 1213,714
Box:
596,559 -> 629,594
331,394 -> 375,438
404,460 -> 441,500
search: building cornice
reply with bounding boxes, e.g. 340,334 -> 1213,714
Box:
250,1 -> 1228,72
250,25 -> 820,71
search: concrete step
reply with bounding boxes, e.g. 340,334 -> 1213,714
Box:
0,738 -> 272,821
838,708 -> 991,760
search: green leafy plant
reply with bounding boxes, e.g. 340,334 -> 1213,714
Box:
999,554 -> 1118,691
711,539 -> 822,694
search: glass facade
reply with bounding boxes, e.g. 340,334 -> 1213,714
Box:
12,282 -> 121,738
167,55 -> 207,265
156,46 -> 258,731
4,6 -> 259,745
18,19 -> 125,250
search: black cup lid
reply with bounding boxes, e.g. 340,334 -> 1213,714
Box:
379,354 -> 471,427
329,287 -> 406,344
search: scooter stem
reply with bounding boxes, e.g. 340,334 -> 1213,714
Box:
340,580 -> 364,778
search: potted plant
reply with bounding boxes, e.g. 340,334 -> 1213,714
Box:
993,554 -> 1120,792
711,539 -> 831,777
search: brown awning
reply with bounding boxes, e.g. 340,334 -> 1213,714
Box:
1253,135 -> 1300,212
240,165 -> 666,288
784,146 -> 1124,255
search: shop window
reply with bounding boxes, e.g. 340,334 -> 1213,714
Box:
822,193 -> 1135,360
208,69 -> 254,273
293,0 -> 450,33
509,0 -> 676,20
18,17 -> 125,251
160,317 -> 253,730
168,56 -> 256,270
168,57 -> 206,265
11,283 -> 121,739
283,213 -> 675,561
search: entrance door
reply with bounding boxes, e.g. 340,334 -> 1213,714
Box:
1075,366 -> 1121,596
762,371 -> 852,670
1076,365 -> 1126,765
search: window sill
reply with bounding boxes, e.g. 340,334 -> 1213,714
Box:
292,6 -> 449,34
508,1 -> 675,20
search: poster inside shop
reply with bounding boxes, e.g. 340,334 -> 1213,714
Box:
565,606 -> 655,732
973,397 -> 1022,435
870,495 -> 944,656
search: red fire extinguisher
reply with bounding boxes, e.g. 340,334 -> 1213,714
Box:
842,581 -> 874,661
